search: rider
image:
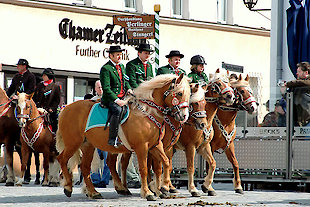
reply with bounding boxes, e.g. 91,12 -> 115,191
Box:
188,55 -> 209,86
33,68 -> 61,133
156,50 -> 186,76
6,59 -> 36,98
126,43 -> 154,89
100,45 -> 133,146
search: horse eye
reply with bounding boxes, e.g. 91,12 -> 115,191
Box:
194,102 -> 198,106
177,92 -> 183,96
241,90 -> 245,94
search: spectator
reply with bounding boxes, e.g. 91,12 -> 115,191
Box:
259,99 -> 286,127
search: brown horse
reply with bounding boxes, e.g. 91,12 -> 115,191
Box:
0,87 -> 19,186
203,74 -> 257,195
15,93 -> 59,186
172,71 -> 235,197
56,74 -> 191,201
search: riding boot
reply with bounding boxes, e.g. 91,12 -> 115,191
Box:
108,115 -> 120,146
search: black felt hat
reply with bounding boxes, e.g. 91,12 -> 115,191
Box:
17,59 -> 29,67
106,45 -> 125,53
135,43 -> 154,52
165,50 -> 184,58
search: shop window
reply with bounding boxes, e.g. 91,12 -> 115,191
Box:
217,0 -> 227,23
74,78 -> 96,101
124,0 -> 136,11
172,0 -> 182,16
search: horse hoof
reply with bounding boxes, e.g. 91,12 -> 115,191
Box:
235,189 -> 244,194
116,190 -> 132,196
160,187 -> 169,195
146,194 -> 156,201
208,190 -> 216,196
201,185 -> 208,193
64,189 -> 72,197
169,188 -> 179,194
191,191 -> 201,197
159,192 -> 169,199
92,193 -> 103,199
42,183 -> 49,187
5,182 -> 14,186
49,182 -> 59,187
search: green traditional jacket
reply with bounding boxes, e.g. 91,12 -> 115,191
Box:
100,60 -> 131,106
188,71 -> 209,86
156,64 -> 186,76
126,57 -> 153,89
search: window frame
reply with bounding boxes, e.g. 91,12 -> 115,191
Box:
172,0 -> 182,18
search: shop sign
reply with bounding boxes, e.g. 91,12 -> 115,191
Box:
113,15 -> 155,39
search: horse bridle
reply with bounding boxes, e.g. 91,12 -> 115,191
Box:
234,86 -> 256,111
17,99 -> 46,123
205,80 -> 234,103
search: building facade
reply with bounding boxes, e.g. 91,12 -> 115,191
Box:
0,0 -> 270,123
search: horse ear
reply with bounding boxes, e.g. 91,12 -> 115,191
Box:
238,74 -> 243,80
27,92 -> 34,100
176,73 -> 184,85
245,74 -> 249,81
17,91 -> 19,96
190,83 -> 199,93
216,68 -> 220,73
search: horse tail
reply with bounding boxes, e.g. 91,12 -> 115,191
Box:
56,129 -> 81,172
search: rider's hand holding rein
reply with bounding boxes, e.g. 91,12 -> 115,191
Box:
115,99 -> 127,107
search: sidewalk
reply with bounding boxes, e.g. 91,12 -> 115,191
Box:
0,182 -> 310,207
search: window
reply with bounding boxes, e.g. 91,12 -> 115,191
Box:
124,0 -> 136,11
217,0 -> 227,23
172,0 -> 182,16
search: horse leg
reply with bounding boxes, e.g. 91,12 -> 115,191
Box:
34,152 -> 41,185
48,153 -> 60,187
4,142 -> 15,186
166,148 -> 178,194
16,143 -> 30,186
106,152 -> 131,195
225,142 -> 243,194
57,133 -> 82,197
41,151 -> 50,186
80,142 -> 102,199
198,143 -> 216,196
185,145 -> 200,197
147,153 -> 162,197
135,144 -> 156,201
149,141 -> 171,198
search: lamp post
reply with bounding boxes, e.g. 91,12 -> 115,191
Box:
243,0 -> 271,11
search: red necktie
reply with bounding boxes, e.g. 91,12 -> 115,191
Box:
143,63 -> 147,79
116,64 -> 124,98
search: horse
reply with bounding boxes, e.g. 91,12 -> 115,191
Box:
202,74 -> 258,196
0,87 -> 19,186
171,70 -> 235,197
56,74 -> 191,201
15,92 -> 59,186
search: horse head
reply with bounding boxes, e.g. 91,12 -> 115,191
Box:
188,83 -> 208,130
230,74 -> 257,114
16,92 -> 34,128
206,69 -> 235,105
162,73 -> 191,123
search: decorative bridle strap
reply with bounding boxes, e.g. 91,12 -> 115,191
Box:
197,125 -> 213,151
0,99 -> 13,107
163,115 -> 182,149
191,111 -> 207,119
0,105 -> 11,118
205,97 -> 218,102
21,122 -> 44,150
213,114 -> 236,154
219,105 -> 239,111
139,99 -> 168,114
136,103 -> 163,129
28,113 -> 47,123
243,96 -> 256,105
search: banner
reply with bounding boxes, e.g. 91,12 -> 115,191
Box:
113,15 -> 155,39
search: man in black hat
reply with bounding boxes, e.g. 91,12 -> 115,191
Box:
156,50 -> 186,76
6,59 -> 36,98
126,43 -> 154,89
100,45 -> 132,146
33,68 -> 61,133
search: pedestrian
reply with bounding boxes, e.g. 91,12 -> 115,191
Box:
156,50 -> 186,75
33,68 -> 61,133
100,45 -> 132,146
126,43 -> 154,89
188,55 -> 209,86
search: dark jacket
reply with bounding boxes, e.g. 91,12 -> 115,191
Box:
286,76 -> 310,88
100,60 -> 131,106
7,70 -> 36,97
126,57 -> 153,89
156,64 -> 186,76
34,81 -> 61,112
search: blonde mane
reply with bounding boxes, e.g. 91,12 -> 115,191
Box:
190,85 -> 205,104
211,71 -> 229,83
128,74 -> 191,117
230,79 -> 249,88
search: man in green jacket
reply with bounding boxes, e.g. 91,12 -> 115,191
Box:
188,55 -> 209,86
126,43 -> 154,89
100,45 -> 132,146
156,50 -> 186,76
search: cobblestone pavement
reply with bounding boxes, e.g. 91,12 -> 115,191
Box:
0,181 -> 310,207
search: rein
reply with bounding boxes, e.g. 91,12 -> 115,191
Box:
0,99 -> 13,118
163,115 -> 182,150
